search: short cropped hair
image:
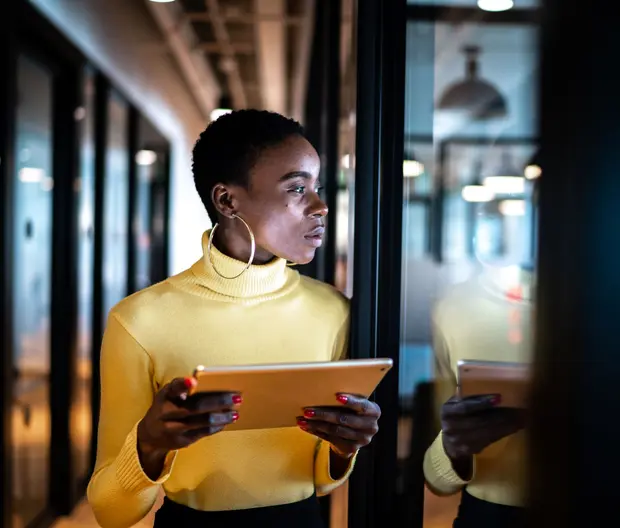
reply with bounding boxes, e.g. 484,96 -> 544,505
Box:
192,109 -> 305,223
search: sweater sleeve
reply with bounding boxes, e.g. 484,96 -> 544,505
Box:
314,441 -> 358,496
423,320 -> 473,496
87,313 -> 177,528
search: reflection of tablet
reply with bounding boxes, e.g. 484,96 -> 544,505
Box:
189,358 -> 393,431
457,360 -> 530,409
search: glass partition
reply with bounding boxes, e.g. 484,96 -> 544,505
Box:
397,10 -> 540,526
11,54 -> 54,528
132,117 -> 170,291
74,69 -> 96,488
102,92 -> 130,320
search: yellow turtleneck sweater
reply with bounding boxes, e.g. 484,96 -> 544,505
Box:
87,232 -> 353,528
423,267 -> 533,507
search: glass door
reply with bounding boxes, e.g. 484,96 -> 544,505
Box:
102,91 -> 130,320
11,53 -> 54,528
74,69 -> 96,490
131,116 -> 170,292
396,3 -> 540,527
346,2 -> 541,527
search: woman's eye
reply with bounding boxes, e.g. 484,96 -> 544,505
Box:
288,184 -> 323,195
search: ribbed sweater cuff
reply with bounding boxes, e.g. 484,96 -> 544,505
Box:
424,431 -> 474,492
315,441 -> 358,496
115,423 -> 177,493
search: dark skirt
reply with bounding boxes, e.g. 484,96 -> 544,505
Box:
453,491 -> 526,528
154,494 -> 325,528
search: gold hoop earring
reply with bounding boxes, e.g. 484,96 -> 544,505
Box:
206,214 -> 255,279
286,261 -> 298,268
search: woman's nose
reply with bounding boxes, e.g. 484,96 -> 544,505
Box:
308,195 -> 328,217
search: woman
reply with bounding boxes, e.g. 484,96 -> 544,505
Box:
423,267 -> 532,527
87,110 -> 381,528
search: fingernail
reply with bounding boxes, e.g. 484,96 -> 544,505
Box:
232,395 -> 243,405
337,394 -> 349,404
304,409 -> 316,418
183,377 -> 196,389
490,395 -> 502,405
297,419 -> 309,430
232,411 -> 239,422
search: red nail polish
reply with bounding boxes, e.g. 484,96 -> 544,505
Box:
183,377 -> 195,389
304,409 -> 316,418
232,395 -> 243,405
232,411 -> 239,422
337,394 -> 349,404
297,419 -> 309,430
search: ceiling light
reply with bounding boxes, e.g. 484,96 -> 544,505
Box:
477,0 -> 514,12
483,176 -> 525,194
524,149 -> 542,180
403,160 -> 425,178
149,0 -> 176,3
18,167 -> 45,183
210,95 -> 233,122
499,199 -> 526,216
462,185 -> 495,202
210,108 -> 232,122
483,151 -> 525,193
524,164 -> 542,180
135,150 -> 158,166
437,46 -> 507,120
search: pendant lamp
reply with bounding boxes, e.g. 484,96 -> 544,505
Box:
437,46 -> 508,120
483,150 -> 524,195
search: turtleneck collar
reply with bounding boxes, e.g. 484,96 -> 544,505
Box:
187,230 -> 298,301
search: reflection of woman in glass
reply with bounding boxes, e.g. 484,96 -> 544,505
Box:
87,110 -> 381,528
423,179 -> 538,528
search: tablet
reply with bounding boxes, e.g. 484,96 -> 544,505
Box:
457,360 -> 530,409
188,358 -> 393,431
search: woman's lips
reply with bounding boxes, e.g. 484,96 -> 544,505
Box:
304,226 -> 325,247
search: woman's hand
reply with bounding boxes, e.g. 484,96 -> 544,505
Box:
297,394 -> 381,458
137,377 -> 241,479
441,394 -> 526,480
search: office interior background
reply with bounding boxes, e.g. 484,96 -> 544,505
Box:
1,0 -> 618,527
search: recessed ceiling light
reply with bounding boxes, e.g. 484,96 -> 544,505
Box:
524,164 -> 542,180
483,176 -> 525,195
403,160 -> 425,178
135,150 -> 158,166
477,0 -> 514,12
149,0 -> 175,3
462,185 -> 495,203
210,108 -> 233,122
499,199 -> 526,216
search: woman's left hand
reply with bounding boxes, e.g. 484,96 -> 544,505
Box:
298,394 -> 381,458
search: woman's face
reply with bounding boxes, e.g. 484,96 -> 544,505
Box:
213,135 -> 326,265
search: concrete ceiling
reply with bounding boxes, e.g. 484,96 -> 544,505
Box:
146,0 -> 315,122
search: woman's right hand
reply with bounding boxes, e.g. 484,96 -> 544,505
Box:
137,377 -> 241,479
440,394 -> 526,480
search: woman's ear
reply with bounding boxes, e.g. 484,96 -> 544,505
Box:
211,184 -> 237,218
